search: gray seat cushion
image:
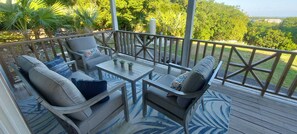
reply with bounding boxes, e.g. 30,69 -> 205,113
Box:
75,90 -> 123,132
68,70 -> 94,80
67,36 -> 98,52
29,67 -> 92,121
147,75 -> 186,119
177,56 -> 215,108
77,55 -> 111,70
16,55 -> 47,72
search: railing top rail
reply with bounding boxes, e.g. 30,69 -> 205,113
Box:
0,30 -> 296,55
0,30 -> 114,48
116,30 -> 184,40
191,39 -> 297,55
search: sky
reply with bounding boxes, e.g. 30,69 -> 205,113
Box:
214,0 -> 297,17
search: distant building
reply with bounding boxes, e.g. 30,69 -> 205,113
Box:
264,19 -> 283,24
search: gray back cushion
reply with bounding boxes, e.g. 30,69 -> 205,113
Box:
177,56 -> 215,108
67,36 -> 98,51
16,55 -> 47,72
29,67 -> 92,121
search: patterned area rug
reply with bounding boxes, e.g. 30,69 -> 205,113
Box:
17,72 -> 231,134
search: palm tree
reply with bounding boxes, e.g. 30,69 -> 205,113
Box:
0,0 -> 65,40
73,6 -> 98,33
30,2 -> 65,38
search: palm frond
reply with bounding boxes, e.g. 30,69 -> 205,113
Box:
50,2 -> 66,15
28,0 -> 46,9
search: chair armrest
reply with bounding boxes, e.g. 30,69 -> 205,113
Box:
168,63 -> 192,74
68,49 -> 84,58
143,78 -> 204,98
64,43 -> 85,58
50,81 -> 126,114
66,60 -> 78,71
97,45 -> 112,57
97,45 -> 111,50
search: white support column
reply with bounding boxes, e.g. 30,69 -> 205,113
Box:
110,0 -> 119,30
181,0 -> 196,66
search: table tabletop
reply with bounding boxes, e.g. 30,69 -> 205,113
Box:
96,60 -> 154,82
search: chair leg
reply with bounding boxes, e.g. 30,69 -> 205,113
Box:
121,86 -> 130,122
184,122 -> 189,134
142,97 -> 147,117
37,103 -> 41,111
201,98 -> 205,111
142,82 -> 147,117
143,104 -> 147,117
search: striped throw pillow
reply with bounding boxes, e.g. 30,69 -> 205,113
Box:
44,56 -> 72,78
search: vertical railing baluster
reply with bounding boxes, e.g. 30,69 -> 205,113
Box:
261,52 -> 280,96
113,31 -> 119,54
143,35 -> 147,59
130,33 -> 133,55
216,44 -> 225,79
187,40 -> 193,67
30,43 -> 39,59
169,38 -> 173,64
223,46 -> 234,85
40,41 -> 50,61
194,41 -> 200,65
211,43 -> 216,56
126,33 -> 130,55
275,54 -> 296,94
180,40 -> 184,65
134,33 -> 137,59
163,37 -> 167,64
203,42 -> 208,58
288,75 -> 297,97
218,45 -> 225,62
130,33 -> 133,56
153,36 -> 157,65
131,33 -> 134,56
126,32 -> 129,55
101,33 -> 107,54
158,36 -> 162,63
128,33 -> 131,55
120,32 -> 125,53
123,32 -> 127,54
57,39 -> 66,61
174,39 -> 179,64
119,32 -> 122,54
49,40 -> 57,57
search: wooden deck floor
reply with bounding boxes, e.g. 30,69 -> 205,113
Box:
12,56 -> 297,134
14,80 -> 297,134
210,81 -> 297,134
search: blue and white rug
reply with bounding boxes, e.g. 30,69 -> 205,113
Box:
17,72 -> 231,134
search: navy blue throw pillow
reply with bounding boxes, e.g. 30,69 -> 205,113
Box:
44,56 -> 72,78
71,79 -> 109,103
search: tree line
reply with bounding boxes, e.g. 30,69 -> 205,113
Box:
245,18 -> 297,50
0,0 -> 296,50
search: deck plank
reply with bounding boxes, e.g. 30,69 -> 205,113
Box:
210,82 -> 297,134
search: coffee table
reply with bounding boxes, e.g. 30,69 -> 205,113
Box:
96,60 -> 154,104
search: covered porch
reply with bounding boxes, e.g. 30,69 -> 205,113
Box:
12,53 -> 297,134
0,30 -> 296,133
